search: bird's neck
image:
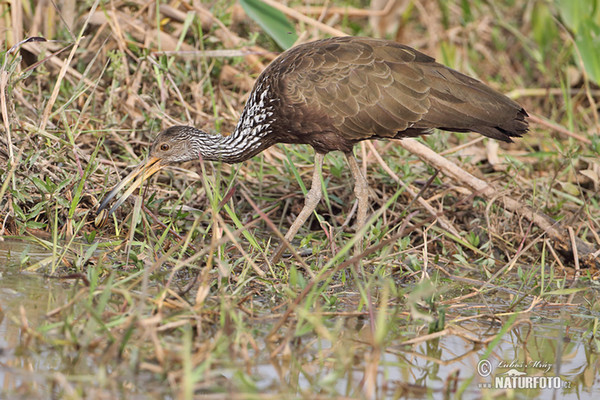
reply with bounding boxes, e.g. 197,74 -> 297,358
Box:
203,82 -> 276,163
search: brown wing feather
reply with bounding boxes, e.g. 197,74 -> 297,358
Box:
263,37 -> 527,153
413,65 -> 528,141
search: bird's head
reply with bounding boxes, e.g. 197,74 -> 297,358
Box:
95,126 -> 209,227
148,126 -> 208,164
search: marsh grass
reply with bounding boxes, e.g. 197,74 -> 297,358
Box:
0,0 -> 599,398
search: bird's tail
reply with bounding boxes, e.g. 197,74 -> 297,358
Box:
419,64 -> 529,142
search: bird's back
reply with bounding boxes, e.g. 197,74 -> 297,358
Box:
237,37 -> 528,154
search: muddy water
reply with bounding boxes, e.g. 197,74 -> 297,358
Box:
249,312 -> 598,399
0,238 -> 168,399
0,239 -> 72,397
1,237 -> 598,398
1,271 -> 69,396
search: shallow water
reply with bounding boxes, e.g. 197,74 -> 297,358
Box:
0,238 -> 165,398
1,237 -> 599,398
1,272 -> 68,397
241,312 -> 598,399
0,239 -> 79,397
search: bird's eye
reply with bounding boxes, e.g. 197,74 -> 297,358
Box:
160,143 -> 170,151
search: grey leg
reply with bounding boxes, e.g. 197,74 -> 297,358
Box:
345,152 -> 369,255
271,153 -> 325,263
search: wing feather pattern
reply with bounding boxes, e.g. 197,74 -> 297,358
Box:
261,36 -> 527,153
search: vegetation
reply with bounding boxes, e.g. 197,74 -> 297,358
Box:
0,0 -> 598,398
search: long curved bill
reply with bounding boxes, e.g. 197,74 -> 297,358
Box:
95,156 -> 165,228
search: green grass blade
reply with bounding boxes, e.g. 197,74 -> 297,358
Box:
239,0 -> 298,49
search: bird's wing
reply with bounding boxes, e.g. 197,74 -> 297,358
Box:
274,37 -> 526,143
276,37 -> 432,140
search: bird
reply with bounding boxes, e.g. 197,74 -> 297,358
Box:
95,36 -> 528,262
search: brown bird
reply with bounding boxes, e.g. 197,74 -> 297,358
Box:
96,36 -> 528,261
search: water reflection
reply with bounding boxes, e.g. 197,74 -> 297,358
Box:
0,238 -> 598,398
0,270 -> 69,395
253,314 -> 597,398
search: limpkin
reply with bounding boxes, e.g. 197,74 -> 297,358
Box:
96,36 -> 528,262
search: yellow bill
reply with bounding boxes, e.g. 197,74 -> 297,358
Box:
95,156 -> 166,227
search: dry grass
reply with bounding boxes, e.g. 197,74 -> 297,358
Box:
0,0 -> 599,398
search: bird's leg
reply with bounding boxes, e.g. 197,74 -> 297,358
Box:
345,152 -> 369,255
271,152 -> 325,263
